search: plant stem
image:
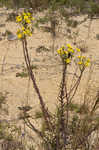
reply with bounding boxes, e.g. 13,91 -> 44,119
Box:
67,69 -> 84,102
22,37 -> 52,130
58,60 -> 67,147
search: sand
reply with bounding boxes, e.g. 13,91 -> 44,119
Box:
0,8 -> 99,143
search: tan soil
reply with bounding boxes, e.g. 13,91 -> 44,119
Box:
0,8 -> 99,146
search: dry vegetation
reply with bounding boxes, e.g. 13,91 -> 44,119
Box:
0,0 -> 99,150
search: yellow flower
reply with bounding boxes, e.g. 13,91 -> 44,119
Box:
17,33 -> 23,39
27,12 -> 31,17
32,17 -> 35,21
23,12 -> 27,16
65,58 -> 71,64
87,58 -> 90,62
57,49 -> 61,54
78,61 -> 82,65
76,48 -> 80,52
25,29 -> 32,36
64,51 -> 68,55
22,26 -> 25,31
61,50 -> 65,55
85,62 -> 90,67
23,30 -> 27,35
84,58 -> 90,67
17,29 -> 21,33
24,15 -> 28,20
68,48 -> 74,53
26,19 -> 31,24
29,33 -> 32,36
78,56 -> 81,58
60,48 -> 63,51
16,16 -> 22,22
67,44 -> 72,49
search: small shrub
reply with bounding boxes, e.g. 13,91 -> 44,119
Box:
6,12 -> 17,22
15,9 -> 99,150
0,92 -> 8,115
16,72 -> 28,78
37,16 -> 49,24
67,20 -> 79,28
5,30 -> 13,36
36,46 -> 50,53
35,110 -> 43,119
96,33 -> 99,40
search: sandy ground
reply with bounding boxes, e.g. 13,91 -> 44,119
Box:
0,8 -> 99,144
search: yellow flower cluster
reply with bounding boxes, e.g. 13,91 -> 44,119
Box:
16,12 -> 35,24
16,15 -> 22,22
17,27 -> 32,39
77,56 -> 90,68
57,44 -> 80,64
16,11 -> 35,39
57,44 -> 90,68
